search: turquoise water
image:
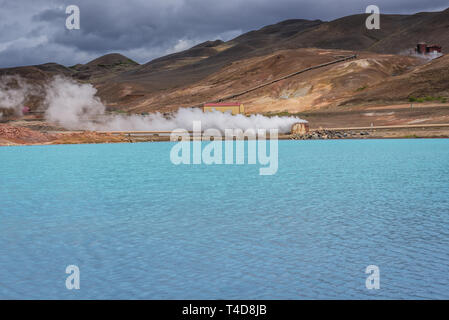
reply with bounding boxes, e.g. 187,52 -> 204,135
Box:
0,139 -> 449,299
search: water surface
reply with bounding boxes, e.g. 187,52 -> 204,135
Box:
0,139 -> 448,299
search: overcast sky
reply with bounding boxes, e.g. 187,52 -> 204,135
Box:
0,0 -> 447,68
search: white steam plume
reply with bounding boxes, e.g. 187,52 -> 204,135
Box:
401,49 -> 443,61
0,76 -> 35,116
44,76 -> 306,133
44,76 -> 107,129
1,75 -> 305,132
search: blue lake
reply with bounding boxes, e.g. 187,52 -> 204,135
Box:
0,139 -> 448,299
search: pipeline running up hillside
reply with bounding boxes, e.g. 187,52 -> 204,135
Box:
189,54 -> 358,108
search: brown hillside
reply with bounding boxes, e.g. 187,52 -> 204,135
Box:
96,49 -> 422,114
1,8 -> 448,117
345,54 -> 449,105
94,8 -> 448,112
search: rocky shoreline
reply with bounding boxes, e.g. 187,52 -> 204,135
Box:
2,123 -> 449,146
291,129 -> 371,140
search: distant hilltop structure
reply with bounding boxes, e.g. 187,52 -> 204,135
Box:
203,102 -> 245,115
416,43 -> 442,55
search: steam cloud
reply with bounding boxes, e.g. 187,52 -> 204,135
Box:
2,75 -> 306,133
401,49 -> 443,61
0,76 -> 37,118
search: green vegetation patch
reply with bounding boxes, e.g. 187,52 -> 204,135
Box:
408,96 -> 447,103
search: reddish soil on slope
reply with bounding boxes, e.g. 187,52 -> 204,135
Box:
0,124 -> 56,145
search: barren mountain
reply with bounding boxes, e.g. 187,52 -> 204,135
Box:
345,54 -> 449,105
92,8 -> 449,113
1,8 -> 449,116
99,48 -> 422,114
0,53 -> 139,84
71,53 -> 139,81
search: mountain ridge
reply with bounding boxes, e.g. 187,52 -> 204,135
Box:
1,7 -> 448,114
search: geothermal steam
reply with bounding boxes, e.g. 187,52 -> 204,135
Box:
0,76 -> 36,117
402,50 -> 443,61
4,75 -> 306,132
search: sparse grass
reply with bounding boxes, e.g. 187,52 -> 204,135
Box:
263,111 -> 309,118
403,134 -> 419,139
408,96 -> 447,103
113,110 -> 128,114
356,86 -> 367,92
269,111 -> 291,117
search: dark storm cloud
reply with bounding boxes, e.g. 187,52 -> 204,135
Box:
0,0 -> 447,68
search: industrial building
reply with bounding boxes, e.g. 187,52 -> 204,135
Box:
416,43 -> 442,55
203,102 -> 245,115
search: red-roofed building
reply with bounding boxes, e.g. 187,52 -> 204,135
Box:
416,43 -> 442,55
